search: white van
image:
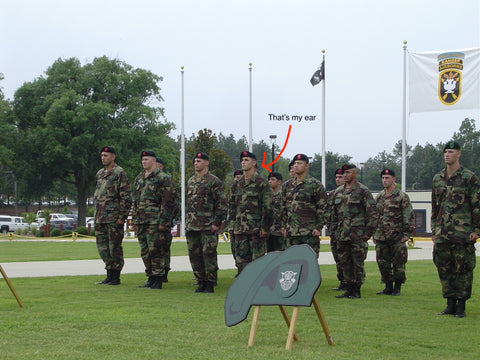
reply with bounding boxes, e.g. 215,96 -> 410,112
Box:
0,215 -> 37,233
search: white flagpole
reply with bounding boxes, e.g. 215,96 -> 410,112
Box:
180,66 -> 186,237
401,41 -> 407,192
321,50 -> 326,187
248,62 -> 253,152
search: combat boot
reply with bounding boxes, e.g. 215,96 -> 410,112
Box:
194,281 -> 206,293
95,270 -> 112,285
203,281 -> 214,293
335,284 -> 352,298
376,281 -> 393,295
348,284 -> 361,299
150,276 -> 163,290
331,282 -> 346,291
106,269 -> 121,285
391,282 -> 402,296
455,299 -> 466,318
137,276 -> 154,288
437,297 -> 456,315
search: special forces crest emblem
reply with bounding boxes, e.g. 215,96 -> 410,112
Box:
280,271 -> 297,291
275,264 -> 302,298
437,51 -> 464,106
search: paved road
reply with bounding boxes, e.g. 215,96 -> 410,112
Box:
0,240 -> 448,279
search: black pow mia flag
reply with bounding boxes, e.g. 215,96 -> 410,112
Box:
310,60 -> 325,86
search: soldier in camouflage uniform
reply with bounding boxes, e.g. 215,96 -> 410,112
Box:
132,150 -> 176,290
281,154 -> 327,257
373,169 -> 415,296
94,146 -> 132,285
228,169 -> 243,274
331,164 -> 377,299
267,172 -> 285,252
432,141 -> 480,318
229,151 -> 273,273
327,168 -> 346,291
186,152 -> 227,293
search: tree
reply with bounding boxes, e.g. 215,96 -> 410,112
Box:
12,57 -> 175,225
310,152 -> 352,191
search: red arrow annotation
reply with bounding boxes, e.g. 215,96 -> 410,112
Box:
261,125 -> 292,172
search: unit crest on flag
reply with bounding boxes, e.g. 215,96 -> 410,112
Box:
438,52 -> 464,106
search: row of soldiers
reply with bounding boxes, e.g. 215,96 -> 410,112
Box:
93,141 -> 479,317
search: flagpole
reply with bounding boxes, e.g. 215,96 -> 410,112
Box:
321,50 -> 326,187
180,66 -> 186,237
401,41 -> 407,192
248,62 -> 253,152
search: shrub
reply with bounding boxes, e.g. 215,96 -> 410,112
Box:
76,226 -> 88,235
15,229 -> 22,235
50,228 -> 61,237
63,230 -> 72,236
90,229 -> 95,236
36,230 -> 44,237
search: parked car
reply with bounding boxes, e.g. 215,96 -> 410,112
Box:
0,215 -> 38,233
49,219 -> 75,231
86,217 -> 95,230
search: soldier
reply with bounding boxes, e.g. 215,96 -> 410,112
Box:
281,154 -> 327,257
186,152 -> 227,293
228,169 -> 243,274
331,164 -> 377,299
267,172 -> 285,252
432,141 -> 480,318
229,151 -> 273,273
94,146 -> 132,285
373,169 -> 415,296
132,150 -> 176,290
328,168 -> 346,291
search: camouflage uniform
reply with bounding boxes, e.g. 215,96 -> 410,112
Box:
326,188 -> 344,285
229,174 -> 273,273
331,181 -> 377,288
267,188 -> 286,252
374,187 -> 415,285
432,166 -> 480,301
132,168 -> 176,279
186,172 -> 227,285
282,176 -> 327,256
94,163 -> 132,272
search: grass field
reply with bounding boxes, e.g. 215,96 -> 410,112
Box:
1,243 -> 479,359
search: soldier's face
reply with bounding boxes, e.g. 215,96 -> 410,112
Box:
194,158 -> 208,172
101,152 -> 115,167
289,168 -> 296,178
381,175 -> 395,189
234,174 -> 243,181
156,162 -> 163,170
268,177 -> 281,191
344,169 -> 357,183
294,160 -> 309,175
444,149 -> 461,166
335,174 -> 345,186
241,157 -> 255,171
142,156 -> 156,171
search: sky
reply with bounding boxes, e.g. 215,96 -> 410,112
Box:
1,0 -> 479,163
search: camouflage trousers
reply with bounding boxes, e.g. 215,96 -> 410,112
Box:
229,231 -> 237,268
337,240 -> 369,286
375,240 -> 408,284
267,234 -> 286,253
136,224 -> 168,277
165,230 -> 173,274
287,235 -> 320,257
330,235 -> 344,283
95,223 -> 125,271
234,233 -> 266,273
433,242 -> 476,300
186,230 -> 219,283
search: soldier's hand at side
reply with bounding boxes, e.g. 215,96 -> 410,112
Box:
469,233 -> 479,242
401,237 -> 408,243
312,229 -> 321,237
116,219 -> 125,226
158,225 -> 166,231
281,228 -> 287,238
259,230 -> 268,238
211,224 -> 219,234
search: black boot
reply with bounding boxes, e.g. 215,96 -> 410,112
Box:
106,269 -> 121,285
137,276 -> 154,288
203,281 -> 214,293
348,284 -> 361,299
162,268 -> 170,283
455,299 -> 466,318
391,282 -> 402,296
335,284 -> 352,298
150,276 -> 163,290
332,282 -> 346,291
194,281 -> 206,293
437,297 -> 456,315
95,270 -> 112,285
376,281 -> 393,295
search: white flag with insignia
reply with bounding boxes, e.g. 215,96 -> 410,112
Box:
409,47 -> 480,113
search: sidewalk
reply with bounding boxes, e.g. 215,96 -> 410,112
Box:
0,240 -> 444,279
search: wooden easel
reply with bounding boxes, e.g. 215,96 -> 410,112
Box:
0,264 -> 25,308
247,295 -> 334,350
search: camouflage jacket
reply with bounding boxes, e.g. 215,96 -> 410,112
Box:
94,164 -> 132,224
228,173 -> 273,235
132,168 -> 176,226
326,187 -> 342,236
281,176 -> 327,236
431,166 -> 480,244
186,172 -> 227,231
330,181 -> 378,242
373,187 -> 415,242
270,188 -> 283,236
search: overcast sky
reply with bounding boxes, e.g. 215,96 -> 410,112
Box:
1,0 -> 479,163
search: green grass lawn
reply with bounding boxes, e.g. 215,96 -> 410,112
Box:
1,259 -> 479,359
